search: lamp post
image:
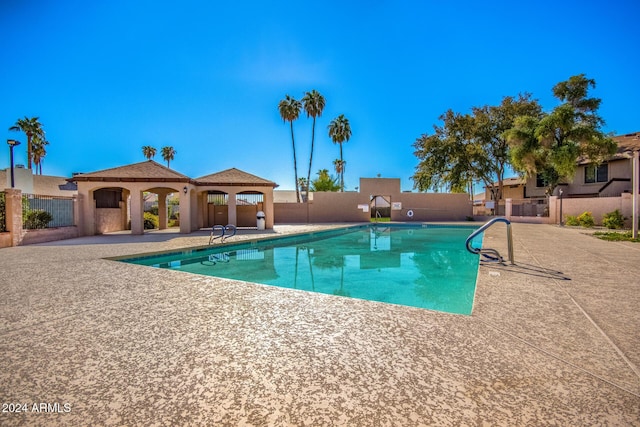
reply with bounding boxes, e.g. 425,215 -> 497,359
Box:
7,139 -> 21,188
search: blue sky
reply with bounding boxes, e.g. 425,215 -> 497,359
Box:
1,0 -> 638,191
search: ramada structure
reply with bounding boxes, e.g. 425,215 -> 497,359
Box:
71,160 -> 277,235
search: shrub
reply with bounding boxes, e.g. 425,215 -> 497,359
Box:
144,212 -> 159,229
602,209 -> 625,229
564,215 -> 580,226
23,209 -> 53,229
577,211 -> 595,228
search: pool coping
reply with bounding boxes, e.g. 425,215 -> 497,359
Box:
1,222 -> 638,425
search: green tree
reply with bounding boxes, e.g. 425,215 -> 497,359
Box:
328,114 -> 352,191
142,145 -> 157,160
279,95 -> 303,202
310,169 -> 341,192
413,94 -> 541,200
302,90 -> 326,200
507,74 -> 617,195
412,110 -> 481,194
161,146 -> 176,168
471,94 -> 542,200
9,116 -> 44,172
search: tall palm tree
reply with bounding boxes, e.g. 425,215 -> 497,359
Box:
302,90 -> 326,201
297,177 -> 308,201
328,114 -> 352,191
161,146 -> 176,168
142,145 -> 157,160
278,94 -> 303,202
333,159 -> 346,183
9,116 -> 44,171
31,135 -> 49,175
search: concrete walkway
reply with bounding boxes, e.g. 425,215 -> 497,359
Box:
0,223 -> 638,426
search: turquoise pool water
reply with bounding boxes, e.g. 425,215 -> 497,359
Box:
123,224 -> 483,315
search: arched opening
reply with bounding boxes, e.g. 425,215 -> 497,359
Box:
92,187 -> 128,233
140,190 -> 181,230
207,191 -> 229,226
236,191 -> 264,227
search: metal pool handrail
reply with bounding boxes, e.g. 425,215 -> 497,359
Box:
209,224 -> 238,245
465,217 -> 514,264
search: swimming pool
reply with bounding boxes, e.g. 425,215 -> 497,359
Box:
122,224 -> 483,315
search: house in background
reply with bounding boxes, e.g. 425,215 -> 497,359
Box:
1,166 -> 77,196
523,132 -> 640,199
478,132 -> 639,215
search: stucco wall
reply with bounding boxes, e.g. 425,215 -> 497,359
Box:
96,208 -> 125,234
20,226 -> 79,245
0,232 -> 11,248
309,192 -> 370,222
548,193 -> 633,226
392,193 -> 472,221
275,192 -> 472,223
360,178 -> 401,196
274,203 -> 308,223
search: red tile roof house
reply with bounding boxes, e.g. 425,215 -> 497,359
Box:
71,161 -> 277,235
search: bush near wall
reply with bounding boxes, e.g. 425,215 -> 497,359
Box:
23,210 -> 54,229
602,209 -> 625,229
144,212 -> 159,229
565,211 -> 595,228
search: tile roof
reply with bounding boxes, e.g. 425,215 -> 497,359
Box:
613,132 -> 640,154
70,160 -> 191,182
195,168 -> 277,187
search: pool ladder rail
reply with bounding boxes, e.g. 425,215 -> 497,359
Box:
465,217 -> 515,265
209,224 -> 237,245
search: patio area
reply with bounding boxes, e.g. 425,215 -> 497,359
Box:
1,223 -> 639,426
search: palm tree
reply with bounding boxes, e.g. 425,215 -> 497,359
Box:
333,159 -> 346,185
278,95 -> 303,202
31,135 -> 49,175
9,116 -> 44,172
161,146 -> 176,168
142,145 -> 157,160
297,177 -> 308,201
302,90 -> 326,201
328,114 -> 352,191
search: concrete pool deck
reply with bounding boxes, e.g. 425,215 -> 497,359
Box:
0,223 -> 639,426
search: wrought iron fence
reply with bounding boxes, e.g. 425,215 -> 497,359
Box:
0,192 -> 6,232
22,194 -> 75,229
510,198 -> 549,217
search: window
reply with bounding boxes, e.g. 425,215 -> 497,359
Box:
584,163 -> 608,184
536,174 -> 545,188
94,188 -> 122,208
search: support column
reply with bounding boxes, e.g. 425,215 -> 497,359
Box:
265,190 -> 274,229
505,198 -> 512,220
5,188 -> 23,246
548,196 -> 558,225
73,193 -> 83,233
633,150 -> 639,239
227,190 -> 237,226
130,189 -> 144,235
179,187 -> 192,234
157,191 -> 169,230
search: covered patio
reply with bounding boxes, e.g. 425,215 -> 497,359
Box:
72,161 -> 277,235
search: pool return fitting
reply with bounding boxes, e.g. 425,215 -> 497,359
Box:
465,217 -> 514,264
209,224 -> 237,245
